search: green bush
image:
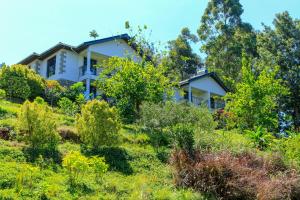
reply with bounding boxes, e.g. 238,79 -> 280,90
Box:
76,100 -> 121,149
62,151 -> 108,186
64,82 -> 85,102
58,97 -> 78,116
0,89 -> 5,100
17,100 -> 60,159
44,80 -> 65,106
0,65 -> 45,100
140,101 -> 216,132
170,123 -> 194,152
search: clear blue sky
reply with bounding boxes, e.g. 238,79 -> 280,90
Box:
1,0 -> 300,64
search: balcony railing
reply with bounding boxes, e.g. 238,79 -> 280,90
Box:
79,65 -> 97,77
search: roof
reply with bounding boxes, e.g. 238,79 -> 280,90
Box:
179,72 -> 230,92
18,34 -> 143,65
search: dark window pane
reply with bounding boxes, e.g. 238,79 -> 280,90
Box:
47,56 -> 56,78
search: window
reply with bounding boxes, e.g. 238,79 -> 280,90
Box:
47,56 -> 56,78
210,97 -> 215,109
84,57 -> 97,75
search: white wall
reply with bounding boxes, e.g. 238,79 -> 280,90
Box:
89,39 -> 142,62
190,76 -> 226,96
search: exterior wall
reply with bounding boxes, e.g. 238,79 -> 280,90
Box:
189,76 -> 226,96
89,39 -> 142,62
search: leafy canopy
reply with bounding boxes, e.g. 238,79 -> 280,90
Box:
98,57 -> 173,122
225,56 -> 288,131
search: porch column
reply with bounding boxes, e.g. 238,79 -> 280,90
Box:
85,79 -> 90,99
188,84 -> 192,103
86,47 -> 91,75
207,91 -> 211,109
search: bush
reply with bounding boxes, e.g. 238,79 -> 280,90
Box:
64,82 -> 85,101
171,149 -> 300,200
62,151 -> 90,187
0,65 -> 45,100
58,97 -> 78,116
57,126 -> 80,143
44,80 -> 65,106
17,100 -> 60,159
140,101 -> 216,133
0,89 -> 6,100
62,151 -> 108,186
76,100 -> 121,149
170,123 -> 194,153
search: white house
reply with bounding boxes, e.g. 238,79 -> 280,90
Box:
18,34 -> 142,98
18,34 -> 228,109
174,71 -> 229,110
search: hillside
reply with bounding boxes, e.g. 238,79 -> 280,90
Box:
0,100 -> 205,200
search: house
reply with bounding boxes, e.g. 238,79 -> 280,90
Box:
18,34 -> 228,110
18,34 -> 142,98
174,70 -> 229,110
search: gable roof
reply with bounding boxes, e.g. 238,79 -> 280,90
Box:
179,72 -> 230,92
18,34 -> 140,65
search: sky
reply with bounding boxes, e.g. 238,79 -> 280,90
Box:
0,0 -> 300,64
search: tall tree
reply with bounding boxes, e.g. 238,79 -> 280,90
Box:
167,28 -> 202,80
198,0 -> 257,90
257,12 -> 300,131
89,30 -> 99,39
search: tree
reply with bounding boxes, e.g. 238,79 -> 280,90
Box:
44,80 -> 65,106
198,0 -> 257,90
76,100 -> 121,149
167,28 -> 202,80
257,11 -> 300,131
98,57 -> 173,122
0,65 -> 45,100
225,56 -> 288,131
89,30 -> 99,39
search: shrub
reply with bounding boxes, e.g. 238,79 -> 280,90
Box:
245,126 -> 276,150
0,65 -> 45,100
0,89 -> 6,100
170,149 -> 300,200
140,101 -> 216,133
89,156 -> 109,183
64,82 -> 85,101
62,151 -> 90,186
76,100 -> 121,149
170,123 -> 194,153
62,151 -> 108,186
17,100 -> 60,159
57,126 -> 80,143
44,80 -> 65,106
58,97 -> 78,116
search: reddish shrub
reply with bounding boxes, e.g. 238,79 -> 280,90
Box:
170,150 -> 300,200
57,126 -> 80,143
0,127 -> 11,140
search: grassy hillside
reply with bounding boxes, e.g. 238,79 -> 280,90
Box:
0,100 -> 205,200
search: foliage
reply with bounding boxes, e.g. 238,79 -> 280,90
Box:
169,123 -> 194,153
225,56 -> 288,131
64,82 -> 85,102
198,0 -> 257,90
257,11 -> 300,131
58,97 -> 78,116
44,80 -> 65,106
89,156 -> 109,183
245,126 -> 275,150
62,151 -> 91,186
140,101 -> 216,133
0,89 -> 5,100
170,149 -> 299,200
17,99 -> 60,159
276,134 -> 300,168
0,64 -> 45,100
76,100 -> 121,149
167,27 -> 202,80
98,57 -> 173,122
89,29 -> 99,39
57,126 -> 80,143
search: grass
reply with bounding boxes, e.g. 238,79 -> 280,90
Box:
0,100 -> 206,199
